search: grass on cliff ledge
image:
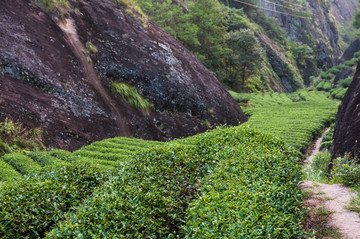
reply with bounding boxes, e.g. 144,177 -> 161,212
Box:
111,81 -> 153,111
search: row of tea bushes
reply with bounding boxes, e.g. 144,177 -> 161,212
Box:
0,137 -> 165,237
0,161 -> 111,238
46,126 -> 310,238
183,127 -> 307,237
231,90 -> 338,155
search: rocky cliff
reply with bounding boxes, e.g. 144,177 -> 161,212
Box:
226,0 -> 350,91
259,0 -> 342,69
332,62 -> 360,159
330,0 -> 358,25
0,0 -> 247,150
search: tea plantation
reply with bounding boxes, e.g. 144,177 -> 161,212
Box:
232,90 -> 339,155
0,90 -> 339,238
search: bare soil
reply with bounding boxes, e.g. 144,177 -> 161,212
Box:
302,129 -> 360,238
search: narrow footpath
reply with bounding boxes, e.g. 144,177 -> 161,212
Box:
302,129 -> 360,238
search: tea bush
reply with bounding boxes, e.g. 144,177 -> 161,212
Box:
0,160 -> 21,181
27,151 -> 66,166
47,143 -> 205,238
74,150 -> 130,161
0,162 -> 110,238
339,77 -> 353,88
48,149 -> 75,162
182,126 -> 307,238
242,91 -> 338,154
1,153 -> 42,175
47,126 -> 309,238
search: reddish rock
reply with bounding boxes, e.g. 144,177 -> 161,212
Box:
333,62 -> 360,159
0,0 -> 246,150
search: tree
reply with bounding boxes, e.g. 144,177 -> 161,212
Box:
189,0 -> 231,69
135,0 -> 200,48
225,29 -> 264,86
353,0 -> 360,28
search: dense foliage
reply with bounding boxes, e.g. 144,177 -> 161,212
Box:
135,0 -> 306,92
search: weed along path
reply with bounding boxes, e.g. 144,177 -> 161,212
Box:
302,129 -> 360,238
58,18 -> 130,136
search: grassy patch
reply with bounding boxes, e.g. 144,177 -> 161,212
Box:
111,81 -> 153,111
305,152 -> 332,182
85,42 -> 98,54
346,196 -> 360,214
34,0 -> 70,15
304,202 -> 342,238
114,0 -> 148,28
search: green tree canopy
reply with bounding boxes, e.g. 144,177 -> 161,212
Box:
189,0 -> 231,69
136,0 -> 199,48
225,29 -> 264,87
353,0 -> 360,28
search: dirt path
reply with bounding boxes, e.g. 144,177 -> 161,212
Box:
304,128 -> 330,168
302,129 -> 360,238
58,18 -> 129,136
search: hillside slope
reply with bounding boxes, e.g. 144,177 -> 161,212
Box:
0,0 -> 247,150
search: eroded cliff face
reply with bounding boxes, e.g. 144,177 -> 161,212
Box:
259,0 -> 342,69
0,0 -> 247,150
256,33 -> 302,92
329,0 -> 358,25
333,62 -> 360,159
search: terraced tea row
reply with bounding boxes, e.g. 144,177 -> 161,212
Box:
231,90 -> 339,154
45,126 -> 309,238
0,137 -> 164,182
